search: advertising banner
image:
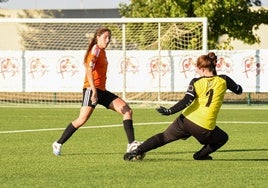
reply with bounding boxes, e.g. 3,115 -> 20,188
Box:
0,50 -> 267,92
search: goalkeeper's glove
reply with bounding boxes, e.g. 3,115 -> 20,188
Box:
156,106 -> 172,115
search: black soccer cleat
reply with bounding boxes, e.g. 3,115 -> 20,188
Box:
123,149 -> 145,161
123,149 -> 138,161
193,152 -> 213,160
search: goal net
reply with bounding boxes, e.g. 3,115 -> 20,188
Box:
0,18 -> 207,105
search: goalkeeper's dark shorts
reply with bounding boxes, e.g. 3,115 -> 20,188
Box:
165,114 -> 228,145
82,88 -> 119,108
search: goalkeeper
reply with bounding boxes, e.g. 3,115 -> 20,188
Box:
124,52 -> 243,161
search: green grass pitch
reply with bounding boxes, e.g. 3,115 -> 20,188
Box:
0,104 -> 267,187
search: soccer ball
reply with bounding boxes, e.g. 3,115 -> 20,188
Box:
127,141 -> 146,161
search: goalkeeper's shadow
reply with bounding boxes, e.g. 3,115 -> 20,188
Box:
218,148 -> 268,153
144,148 -> 268,162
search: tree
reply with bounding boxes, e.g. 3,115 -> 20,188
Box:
119,0 -> 268,49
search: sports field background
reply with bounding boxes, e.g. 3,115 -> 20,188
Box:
0,104 -> 267,187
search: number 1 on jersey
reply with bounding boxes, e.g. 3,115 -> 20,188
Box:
206,89 -> 214,107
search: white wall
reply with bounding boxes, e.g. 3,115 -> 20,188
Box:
0,0 -> 130,9
231,24 -> 268,50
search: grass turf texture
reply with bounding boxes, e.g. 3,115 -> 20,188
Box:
0,105 -> 267,187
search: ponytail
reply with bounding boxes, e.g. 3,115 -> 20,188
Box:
207,52 -> 217,75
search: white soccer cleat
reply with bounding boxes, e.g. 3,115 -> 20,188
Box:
125,141 -> 146,161
126,141 -> 142,152
52,141 -> 62,156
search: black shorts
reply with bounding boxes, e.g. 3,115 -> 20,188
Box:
165,114 -> 228,145
82,88 -> 119,108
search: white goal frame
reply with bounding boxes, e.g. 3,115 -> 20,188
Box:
0,17 -> 208,105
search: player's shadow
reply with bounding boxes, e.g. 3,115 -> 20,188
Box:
215,148 -> 268,161
146,148 -> 268,162
64,148 -> 268,162
66,152 -> 123,156
218,148 -> 268,153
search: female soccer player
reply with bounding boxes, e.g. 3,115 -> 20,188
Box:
52,27 -> 140,156
124,52 -> 243,161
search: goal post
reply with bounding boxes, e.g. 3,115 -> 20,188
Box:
0,17 -> 208,105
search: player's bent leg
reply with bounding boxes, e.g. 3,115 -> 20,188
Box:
208,126 -> 229,152
193,145 -> 213,160
52,106 -> 93,156
193,126 -> 229,160
124,131 -> 176,161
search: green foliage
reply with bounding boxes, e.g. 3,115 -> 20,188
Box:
0,105 -> 268,187
119,0 -> 268,49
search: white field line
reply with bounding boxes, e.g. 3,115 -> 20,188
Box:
0,121 -> 267,134
1,105 -> 268,110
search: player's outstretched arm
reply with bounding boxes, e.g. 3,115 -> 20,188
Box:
225,75 -> 243,95
156,94 -> 194,116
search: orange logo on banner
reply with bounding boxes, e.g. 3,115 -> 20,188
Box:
28,57 -> 48,79
0,57 -> 19,79
149,57 -> 170,79
216,56 -> 233,74
58,56 -> 78,79
180,56 -> 196,79
242,56 -> 263,78
119,57 -> 139,74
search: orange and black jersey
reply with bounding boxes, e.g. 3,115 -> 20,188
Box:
83,44 -> 108,91
169,75 -> 242,130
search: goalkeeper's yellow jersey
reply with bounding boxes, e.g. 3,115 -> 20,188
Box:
182,75 -> 227,130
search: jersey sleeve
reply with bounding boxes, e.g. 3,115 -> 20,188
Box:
220,75 -> 243,94
85,45 -> 100,69
169,78 -> 196,114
